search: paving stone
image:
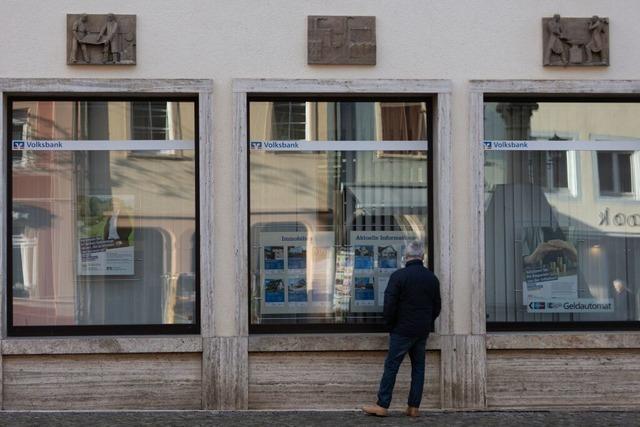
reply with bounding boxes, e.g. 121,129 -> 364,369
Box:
0,410 -> 638,427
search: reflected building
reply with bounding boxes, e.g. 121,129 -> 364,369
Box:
484,102 -> 640,323
11,100 -> 197,327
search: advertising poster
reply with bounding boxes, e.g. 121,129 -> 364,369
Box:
264,246 -> 285,270
287,246 -> 307,270
264,278 -> 285,305
377,245 -> 399,269
350,231 -> 417,312
77,195 -> 135,276
311,245 -> 335,305
521,227 -> 582,312
258,231 -> 334,314
354,245 -> 374,269
354,276 -> 375,306
288,277 -> 308,305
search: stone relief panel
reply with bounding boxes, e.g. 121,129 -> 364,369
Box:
67,14 -> 136,65
542,15 -> 609,66
308,16 -> 376,65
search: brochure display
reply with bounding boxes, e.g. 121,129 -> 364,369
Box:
77,195 -> 135,276
350,231 -> 415,312
259,231 -> 335,315
256,230 -> 419,315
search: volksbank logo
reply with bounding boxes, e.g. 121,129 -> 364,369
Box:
13,141 -> 25,150
483,141 -> 492,149
529,301 -> 546,310
250,141 -> 262,150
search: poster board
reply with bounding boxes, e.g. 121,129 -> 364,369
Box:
350,231 -> 417,313
521,226 -> 613,313
259,231 -> 335,315
77,195 -> 135,276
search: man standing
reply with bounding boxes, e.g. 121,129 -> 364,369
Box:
362,241 -> 441,417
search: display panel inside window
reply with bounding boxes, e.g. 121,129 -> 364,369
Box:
9,99 -> 198,334
484,101 -> 640,325
249,99 -> 431,330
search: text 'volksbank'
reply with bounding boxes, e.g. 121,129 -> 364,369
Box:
484,141 -> 529,150
261,141 -> 300,150
13,141 -> 62,149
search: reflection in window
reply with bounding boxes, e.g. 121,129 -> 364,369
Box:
484,100 -> 640,325
132,101 -> 168,140
9,99 -> 197,332
598,151 -> 633,195
272,102 -> 306,140
249,100 -> 430,329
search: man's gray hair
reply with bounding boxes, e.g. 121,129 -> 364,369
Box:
405,240 -> 424,259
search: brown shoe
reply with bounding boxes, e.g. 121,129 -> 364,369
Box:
362,404 -> 388,417
406,406 -> 420,417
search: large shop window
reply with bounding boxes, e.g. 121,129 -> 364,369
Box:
484,98 -> 640,329
249,98 -> 432,332
8,97 -> 199,335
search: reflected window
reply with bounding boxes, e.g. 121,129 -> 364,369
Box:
132,101 -> 168,140
597,151 -> 633,196
8,98 -> 198,335
484,99 -> 640,328
249,98 -> 432,331
272,102 -> 306,140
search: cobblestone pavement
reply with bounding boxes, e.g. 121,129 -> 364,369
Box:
0,410 -> 639,427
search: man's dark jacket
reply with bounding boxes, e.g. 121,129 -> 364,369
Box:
383,259 -> 441,338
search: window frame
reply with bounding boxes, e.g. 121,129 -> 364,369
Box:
480,92 -> 640,332
6,94 -> 201,337
247,94 -> 435,334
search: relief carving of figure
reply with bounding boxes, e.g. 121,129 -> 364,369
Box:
585,15 -> 608,64
98,14 -> 120,63
70,14 -> 90,63
544,14 -> 568,65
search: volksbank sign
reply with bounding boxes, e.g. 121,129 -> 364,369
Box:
11,140 -> 194,151
250,140 -> 429,152
13,140 -> 62,149
484,140 -> 640,151
483,141 -> 529,150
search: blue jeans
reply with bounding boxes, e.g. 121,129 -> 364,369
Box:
376,333 -> 428,409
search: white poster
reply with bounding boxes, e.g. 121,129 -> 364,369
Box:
354,276 -> 375,306
350,231 -> 417,312
521,227 -> 580,311
259,231 -> 334,314
77,195 -> 135,276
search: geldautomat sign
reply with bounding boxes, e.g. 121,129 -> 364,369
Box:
527,298 -> 614,313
